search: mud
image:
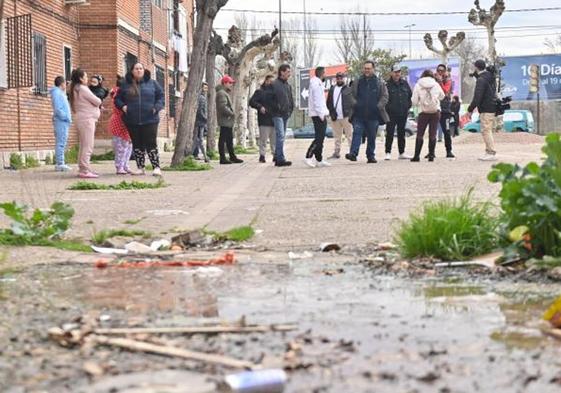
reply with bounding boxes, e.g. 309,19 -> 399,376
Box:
1,252 -> 560,393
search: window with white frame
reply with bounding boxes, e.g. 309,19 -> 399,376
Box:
153,0 -> 162,8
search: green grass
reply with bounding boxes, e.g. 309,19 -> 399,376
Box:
234,145 -> 258,155
91,150 -> 115,161
207,226 -> 255,243
123,217 -> 146,225
49,239 -> 92,252
207,150 -> 219,161
395,192 -> 499,261
68,179 -> 167,191
65,145 -> 79,164
164,156 -> 212,172
91,229 -> 152,246
9,153 -> 24,170
24,154 -> 40,168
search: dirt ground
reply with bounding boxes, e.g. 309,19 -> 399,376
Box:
2,132 -> 560,393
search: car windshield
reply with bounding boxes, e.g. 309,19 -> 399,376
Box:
504,112 -> 524,121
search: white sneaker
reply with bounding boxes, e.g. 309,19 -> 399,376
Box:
304,157 -> 317,168
153,167 -> 162,176
478,154 -> 498,162
55,164 -> 72,172
398,153 -> 412,160
317,160 -> 332,167
384,153 -> 391,161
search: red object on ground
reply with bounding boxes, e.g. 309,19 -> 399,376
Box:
94,251 -> 236,269
460,113 -> 472,129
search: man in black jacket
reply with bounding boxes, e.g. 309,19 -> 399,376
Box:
327,72 -> 354,159
468,59 -> 498,161
384,65 -> 412,160
271,64 -> 294,167
249,75 -> 276,163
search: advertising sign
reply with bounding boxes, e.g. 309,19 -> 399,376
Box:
298,64 -> 348,110
500,54 -> 561,101
400,57 -> 462,98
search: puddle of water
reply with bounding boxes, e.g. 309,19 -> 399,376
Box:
1,260 -> 560,393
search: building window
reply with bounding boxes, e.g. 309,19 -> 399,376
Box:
153,0 -> 162,8
124,52 -> 138,74
6,14 -> 33,89
63,46 -> 72,82
33,32 -> 47,95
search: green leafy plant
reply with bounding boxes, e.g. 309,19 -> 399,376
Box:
207,226 -> 255,243
44,153 -> 54,166
91,229 -> 152,245
165,156 -> 212,171
488,133 -> 561,258
123,217 -> 146,225
234,145 -> 258,155
9,154 -> 24,170
207,150 -> 219,161
91,150 -> 115,161
395,192 -> 499,261
0,202 -> 74,245
65,145 -> 79,164
68,179 -> 167,191
24,154 -> 40,168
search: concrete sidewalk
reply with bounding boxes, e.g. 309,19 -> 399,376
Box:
0,133 -> 545,249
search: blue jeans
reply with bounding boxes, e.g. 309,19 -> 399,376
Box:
53,120 -> 70,166
273,116 -> 288,162
351,118 -> 379,159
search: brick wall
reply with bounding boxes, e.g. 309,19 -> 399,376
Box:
0,0 -> 81,152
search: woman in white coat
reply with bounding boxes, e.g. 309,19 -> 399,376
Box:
410,70 -> 445,162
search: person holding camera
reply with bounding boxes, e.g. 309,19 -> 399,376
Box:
327,72 -> 354,159
467,60 -> 498,161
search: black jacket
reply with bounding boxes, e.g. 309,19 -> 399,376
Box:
90,85 -> 109,102
385,77 -> 412,118
468,70 -> 497,114
249,85 -> 275,127
326,84 -> 354,119
195,92 -> 208,128
271,78 -> 294,118
351,75 -> 390,123
115,70 -> 164,126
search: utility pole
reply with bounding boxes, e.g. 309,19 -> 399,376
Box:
303,0 -> 307,67
404,24 -> 416,58
363,13 -> 367,60
279,0 -> 282,55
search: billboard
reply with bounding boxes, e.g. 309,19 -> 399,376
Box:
400,57 -> 462,98
500,54 -> 561,101
298,64 -> 348,110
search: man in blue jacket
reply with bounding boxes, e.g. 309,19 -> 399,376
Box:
49,76 -> 72,172
346,60 -> 389,164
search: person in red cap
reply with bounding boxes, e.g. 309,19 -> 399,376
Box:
216,75 -> 243,164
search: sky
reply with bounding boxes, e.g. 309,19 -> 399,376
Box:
213,0 -> 561,65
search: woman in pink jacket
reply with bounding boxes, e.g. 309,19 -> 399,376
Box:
69,68 -> 102,178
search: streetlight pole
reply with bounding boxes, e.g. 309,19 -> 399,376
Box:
404,24 -> 416,59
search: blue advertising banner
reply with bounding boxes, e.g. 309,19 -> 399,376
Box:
401,57 -> 462,98
500,54 -> 561,101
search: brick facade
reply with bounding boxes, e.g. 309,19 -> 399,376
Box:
0,0 -> 194,160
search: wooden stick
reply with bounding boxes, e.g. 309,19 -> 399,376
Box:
90,335 -> 257,369
94,324 -> 297,336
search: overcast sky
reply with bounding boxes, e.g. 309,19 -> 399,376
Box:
213,0 -> 561,65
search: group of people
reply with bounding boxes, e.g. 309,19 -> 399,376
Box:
50,62 -> 165,178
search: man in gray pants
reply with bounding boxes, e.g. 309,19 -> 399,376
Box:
249,75 -> 276,163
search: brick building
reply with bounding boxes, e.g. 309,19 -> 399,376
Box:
0,0 -> 194,165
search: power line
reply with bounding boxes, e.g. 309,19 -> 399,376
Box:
221,6 -> 561,16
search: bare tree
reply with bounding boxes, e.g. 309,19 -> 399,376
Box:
303,18 -> 320,68
454,35 -> 486,101
424,30 -> 466,64
468,0 -> 505,64
206,30 -> 224,153
234,13 -> 248,45
172,0 -> 229,167
545,35 -> 561,53
335,16 -> 353,64
282,18 -> 301,68
349,13 -> 374,62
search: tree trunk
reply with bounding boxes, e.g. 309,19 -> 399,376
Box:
205,50 -> 217,153
171,0 -> 228,167
247,77 -> 258,147
487,26 -> 496,64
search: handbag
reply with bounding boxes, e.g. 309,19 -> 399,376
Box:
329,88 -> 343,121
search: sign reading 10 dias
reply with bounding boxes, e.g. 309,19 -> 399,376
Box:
501,54 -> 561,101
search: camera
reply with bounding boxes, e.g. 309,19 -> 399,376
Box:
495,96 -> 512,116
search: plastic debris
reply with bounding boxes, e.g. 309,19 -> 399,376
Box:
150,239 -> 171,251
544,295 -> 561,328
95,251 -> 236,269
222,369 -> 287,393
288,251 -> 314,260
319,243 -> 341,252
91,245 -> 128,255
124,242 -> 153,254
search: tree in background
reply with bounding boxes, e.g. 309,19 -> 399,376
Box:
544,35 -> 561,54
468,0 -> 505,65
172,0 -> 229,167
348,49 -> 406,80
206,30 -> 225,153
335,11 -> 374,66
454,35 -> 486,101
303,18 -> 321,68
423,30 -> 466,65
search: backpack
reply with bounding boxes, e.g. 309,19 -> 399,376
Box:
421,87 -> 439,113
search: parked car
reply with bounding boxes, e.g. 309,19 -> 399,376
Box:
378,115 -> 417,137
285,128 -> 294,139
463,110 -> 535,133
293,124 -> 334,139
